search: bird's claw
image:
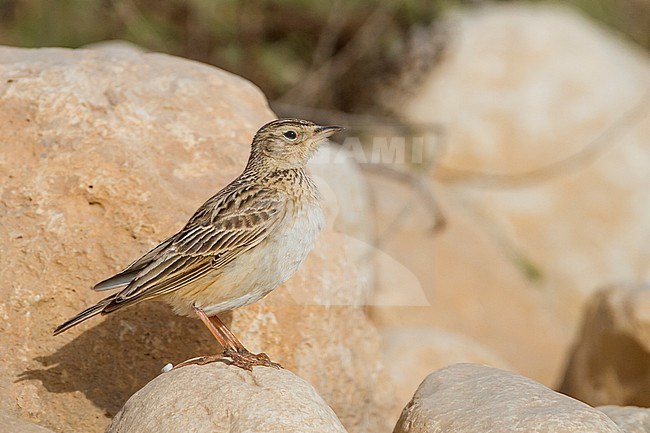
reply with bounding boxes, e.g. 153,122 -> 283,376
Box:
169,349 -> 282,372
223,348 -> 283,371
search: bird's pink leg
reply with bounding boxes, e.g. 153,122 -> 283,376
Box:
206,313 -> 246,351
172,306 -> 281,371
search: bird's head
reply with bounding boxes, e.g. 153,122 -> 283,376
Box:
249,118 -> 343,170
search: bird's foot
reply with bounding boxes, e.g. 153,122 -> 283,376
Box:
170,354 -> 231,370
169,349 -> 282,372
223,348 -> 283,371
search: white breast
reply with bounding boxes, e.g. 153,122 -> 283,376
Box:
194,199 -> 325,316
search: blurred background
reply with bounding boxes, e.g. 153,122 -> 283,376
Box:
1,0 -> 649,112
1,0 -> 650,431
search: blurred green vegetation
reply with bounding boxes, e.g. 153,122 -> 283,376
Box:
0,0 -> 648,113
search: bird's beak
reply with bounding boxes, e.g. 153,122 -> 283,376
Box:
314,125 -> 344,139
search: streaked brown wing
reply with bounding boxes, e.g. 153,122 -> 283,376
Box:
93,236 -> 175,291
102,186 -> 286,311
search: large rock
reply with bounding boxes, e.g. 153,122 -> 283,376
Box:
373,2 -> 650,385
0,45 -> 393,433
0,412 -> 55,433
559,285 -> 650,407
367,176 -> 566,385
599,406 -> 650,433
394,363 -> 624,433
380,327 -> 512,421
106,363 -> 348,433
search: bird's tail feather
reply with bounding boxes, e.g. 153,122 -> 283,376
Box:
53,295 -> 115,335
93,269 -> 139,291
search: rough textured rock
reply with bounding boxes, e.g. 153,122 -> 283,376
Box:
0,45 -> 393,433
106,363 -> 348,433
373,2 -> 650,385
380,327 -> 512,420
394,363 -> 624,433
0,412 -> 55,433
599,406 -> 650,433
560,285 -> 650,407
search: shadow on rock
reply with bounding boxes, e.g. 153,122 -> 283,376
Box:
18,301 -> 232,416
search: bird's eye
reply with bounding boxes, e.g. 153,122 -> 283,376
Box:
283,130 -> 298,141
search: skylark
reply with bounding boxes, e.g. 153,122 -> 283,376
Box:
54,118 -> 343,370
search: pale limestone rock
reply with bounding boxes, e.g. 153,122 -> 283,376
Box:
366,174 -> 566,385
394,363 -> 624,433
83,39 -> 146,54
106,363 -> 348,433
599,406 -> 650,433
0,412 -> 55,433
560,285 -> 650,407
374,2 -> 650,385
380,327 -> 512,421
0,45 -> 393,433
